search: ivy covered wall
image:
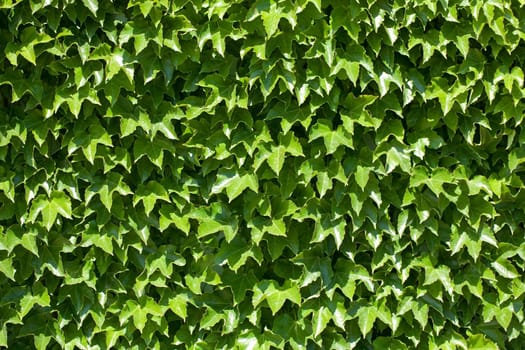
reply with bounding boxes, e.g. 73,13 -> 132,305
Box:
1,0 -> 525,349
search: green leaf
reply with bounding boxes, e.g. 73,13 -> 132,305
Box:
82,0 -> 98,16
223,271 -> 258,305
169,294 -> 189,320
424,265 -> 453,295
341,94 -> 379,128
355,166 -> 371,191
212,168 -> 258,201
260,4 -> 282,37
34,334 -> 51,350
85,173 -> 132,211
29,192 -> 72,231
0,226 -> 21,254
385,146 -> 412,173
215,238 -> 261,272
132,307 -> 148,332
197,206 -> 238,242
466,334 -> 498,350
252,280 -> 301,315
159,205 -> 190,234
266,219 -> 287,237
312,305 -> 332,338
309,120 -> 353,154
491,259 -> 519,279
357,305 -> 377,337
133,181 -> 170,216
373,337 -> 408,350
0,257 -> 16,281
0,324 -> 6,348
267,145 -> 286,175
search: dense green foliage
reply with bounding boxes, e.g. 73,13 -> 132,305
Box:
1,0 -> 525,348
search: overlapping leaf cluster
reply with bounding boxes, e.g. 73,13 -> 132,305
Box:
1,0 -> 525,348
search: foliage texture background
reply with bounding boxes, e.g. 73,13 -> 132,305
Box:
1,0 -> 525,349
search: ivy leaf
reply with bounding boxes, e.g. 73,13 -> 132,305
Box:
215,237 -> 262,272
168,293 -> 189,320
313,305 -> 332,338
85,173 -> 132,211
133,181 -> 171,216
252,280 -> 301,315
0,325 -> 6,347
0,257 -> 16,281
357,305 -> 377,337
211,168 -> 258,201
309,119 -> 353,154
466,334 -> 498,350
223,270 -> 258,305
267,145 -> 286,175
355,166 -> 371,191
82,0 -> 98,16
29,192 -> 72,231
491,259 -> 519,279
373,337 -> 408,350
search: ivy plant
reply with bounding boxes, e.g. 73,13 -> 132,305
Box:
1,0 -> 525,349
